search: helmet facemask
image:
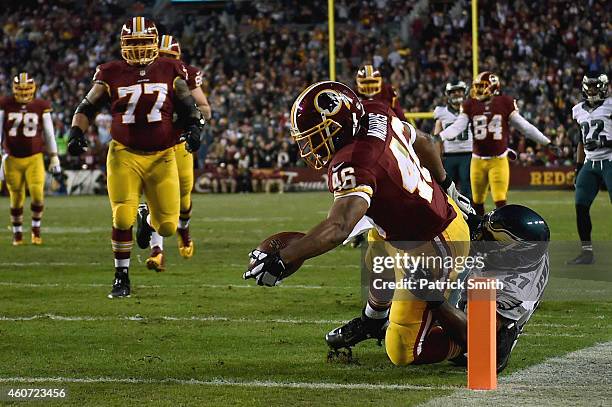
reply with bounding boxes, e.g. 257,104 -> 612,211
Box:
292,118 -> 342,170
356,77 -> 382,97
13,73 -> 36,104
356,65 -> 382,97
470,73 -> 500,101
447,88 -> 465,107
470,82 -> 492,101
121,35 -> 159,65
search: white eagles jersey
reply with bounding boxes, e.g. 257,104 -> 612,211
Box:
459,254 -> 549,328
434,105 -> 472,153
572,97 -> 612,161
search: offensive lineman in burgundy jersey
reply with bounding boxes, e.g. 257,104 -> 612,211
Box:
440,71 -> 551,214
0,73 -> 61,245
245,81 -> 473,366
143,34 -> 213,271
92,57 -> 188,151
68,17 -> 205,298
355,65 -> 405,119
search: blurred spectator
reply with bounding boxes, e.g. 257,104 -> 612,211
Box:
1,0 -> 609,195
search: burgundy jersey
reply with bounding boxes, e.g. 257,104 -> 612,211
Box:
93,57 -> 189,151
367,83 -> 405,119
327,100 -> 456,242
463,95 -> 517,157
0,96 -> 51,158
185,64 -> 203,91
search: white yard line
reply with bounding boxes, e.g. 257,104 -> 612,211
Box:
420,341 -> 612,406
0,313 -> 345,325
0,376 -> 458,391
1,314 -> 607,332
0,281 -> 350,290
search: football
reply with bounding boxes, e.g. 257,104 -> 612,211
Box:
250,231 -> 306,277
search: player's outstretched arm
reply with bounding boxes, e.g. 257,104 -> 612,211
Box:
279,195 -> 368,264
508,111 -> 550,145
438,113 -> 468,141
69,83 -> 108,155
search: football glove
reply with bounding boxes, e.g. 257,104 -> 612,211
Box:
440,176 -> 475,220
67,126 -> 88,156
179,119 -> 206,153
243,249 -> 287,287
584,139 -> 604,151
48,155 -> 61,175
506,148 -> 518,161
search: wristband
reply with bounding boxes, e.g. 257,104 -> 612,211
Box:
69,126 -> 84,140
439,176 -> 452,190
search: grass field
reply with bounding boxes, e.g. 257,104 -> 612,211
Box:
0,190 -> 611,406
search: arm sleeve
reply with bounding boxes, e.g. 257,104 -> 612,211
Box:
509,111 -> 550,145
42,112 -> 58,154
439,113 -> 469,141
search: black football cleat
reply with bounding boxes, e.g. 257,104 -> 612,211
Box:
136,203 -> 153,249
108,270 -> 131,298
496,319 -> 520,373
566,250 -> 594,265
326,312 -> 388,351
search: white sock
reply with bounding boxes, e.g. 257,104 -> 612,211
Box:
150,231 -> 163,250
12,225 -> 23,233
178,218 -> 190,229
114,258 -> 130,269
365,303 -> 390,319
32,220 -> 41,228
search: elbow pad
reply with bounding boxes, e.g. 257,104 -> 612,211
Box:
75,97 -> 98,122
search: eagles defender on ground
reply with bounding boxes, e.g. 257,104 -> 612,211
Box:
245,81 -> 474,366
433,80 -> 473,199
142,34 -> 212,272
0,73 -> 61,245
68,17 -> 205,298
440,72 -> 553,215
411,204 -> 550,372
567,72 -> 611,265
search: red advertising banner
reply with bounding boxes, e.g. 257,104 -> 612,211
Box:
510,165 -> 575,189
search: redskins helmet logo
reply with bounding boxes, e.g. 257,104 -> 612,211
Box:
314,90 -> 351,116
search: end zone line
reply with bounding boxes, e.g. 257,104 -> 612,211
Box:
0,376 -> 459,391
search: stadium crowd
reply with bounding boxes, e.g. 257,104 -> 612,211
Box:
0,0 -> 609,190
